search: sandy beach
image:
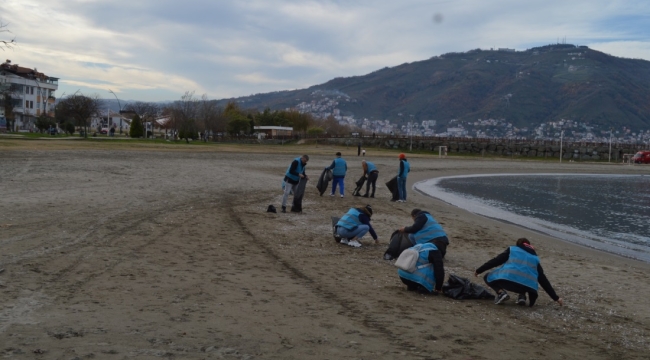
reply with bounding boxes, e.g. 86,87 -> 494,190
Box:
1,139 -> 649,359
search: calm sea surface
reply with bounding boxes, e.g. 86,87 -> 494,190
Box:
415,174 -> 650,262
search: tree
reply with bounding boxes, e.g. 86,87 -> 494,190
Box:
1,22 -> 15,50
124,101 -> 160,138
35,114 -> 55,133
56,93 -> 102,138
169,91 -> 198,143
307,127 -> 325,136
129,114 -> 144,138
226,117 -> 250,135
1,91 -> 17,131
64,121 -> 75,135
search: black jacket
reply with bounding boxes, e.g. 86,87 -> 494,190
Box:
476,244 -> 559,305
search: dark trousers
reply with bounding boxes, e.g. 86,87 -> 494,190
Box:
483,275 -> 538,305
364,171 -> 378,197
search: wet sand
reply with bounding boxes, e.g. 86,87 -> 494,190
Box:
1,139 -> 649,359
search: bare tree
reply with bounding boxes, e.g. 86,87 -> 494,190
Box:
1,22 -> 16,50
57,93 -> 102,138
169,91 -> 198,143
123,101 -> 160,138
196,95 -> 229,142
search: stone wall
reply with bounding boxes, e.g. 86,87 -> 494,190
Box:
316,138 -> 646,162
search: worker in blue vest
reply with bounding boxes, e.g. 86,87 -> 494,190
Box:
326,152 -> 347,197
335,205 -> 378,248
474,238 -> 564,307
281,155 -> 309,213
397,153 -> 410,202
361,160 -> 378,198
399,208 -> 449,258
398,243 -> 445,294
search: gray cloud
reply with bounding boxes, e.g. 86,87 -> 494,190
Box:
3,0 -> 650,101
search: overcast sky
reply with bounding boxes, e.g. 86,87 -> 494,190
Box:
3,0 -> 650,102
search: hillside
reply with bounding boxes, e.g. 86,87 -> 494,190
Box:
218,44 -> 650,131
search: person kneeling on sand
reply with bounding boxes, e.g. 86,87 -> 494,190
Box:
398,243 -> 445,294
474,238 -> 564,307
398,208 -> 449,258
335,205 -> 378,248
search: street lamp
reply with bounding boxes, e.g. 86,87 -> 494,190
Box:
108,89 -> 122,134
560,130 -> 564,162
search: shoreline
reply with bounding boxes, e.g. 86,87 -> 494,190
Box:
412,173 -> 650,263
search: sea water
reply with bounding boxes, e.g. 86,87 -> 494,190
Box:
414,174 -> 650,262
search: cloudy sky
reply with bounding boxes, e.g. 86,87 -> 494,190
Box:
2,0 -> 650,102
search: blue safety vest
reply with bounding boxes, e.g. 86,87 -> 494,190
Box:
398,159 -> 410,178
365,161 -> 377,174
285,157 -> 304,182
336,208 -> 362,230
332,158 -> 347,177
487,246 -> 540,291
409,213 -> 447,245
398,243 -> 438,292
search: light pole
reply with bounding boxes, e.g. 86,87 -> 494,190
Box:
108,89 -> 122,134
560,130 -> 564,162
409,121 -> 413,152
608,128 -> 613,162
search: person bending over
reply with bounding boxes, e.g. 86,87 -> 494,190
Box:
281,155 -> 309,213
335,205 -> 378,248
400,208 -> 449,258
361,160 -> 378,198
474,238 -> 564,307
398,243 -> 445,294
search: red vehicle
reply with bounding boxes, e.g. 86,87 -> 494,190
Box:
632,151 -> 650,164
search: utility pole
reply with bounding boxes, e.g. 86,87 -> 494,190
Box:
560,130 -> 564,163
608,128 -> 613,162
409,121 -> 413,152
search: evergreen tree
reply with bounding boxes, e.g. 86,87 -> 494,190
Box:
130,114 -> 144,138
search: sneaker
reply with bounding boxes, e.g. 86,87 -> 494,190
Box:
396,200 -> 404,203
281,206 -> 286,213
340,195 -> 344,198
330,193 -> 335,197
348,240 -> 362,248
383,253 -> 393,260
517,294 -> 527,306
340,238 -> 349,245
494,291 -> 510,305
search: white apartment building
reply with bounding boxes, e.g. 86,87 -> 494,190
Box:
0,60 -> 59,131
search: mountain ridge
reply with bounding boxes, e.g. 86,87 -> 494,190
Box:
216,44 -> 650,132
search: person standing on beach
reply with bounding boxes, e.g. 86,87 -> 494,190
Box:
397,242 -> 445,294
357,142 -> 361,156
335,205 -> 379,248
282,155 -> 309,213
398,208 -> 449,258
474,238 -> 564,307
326,152 -> 347,197
397,153 -> 410,202
361,160 -> 378,198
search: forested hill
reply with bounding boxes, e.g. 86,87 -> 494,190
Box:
218,44 -> 650,131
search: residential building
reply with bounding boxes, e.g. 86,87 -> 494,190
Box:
0,59 -> 59,131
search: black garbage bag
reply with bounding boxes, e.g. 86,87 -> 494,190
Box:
290,178 -> 308,213
383,229 -> 412,260
316,168 -> 333,196
442,274 -> 495,300
385,176 -> 399,201
352,175 -> 366,196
